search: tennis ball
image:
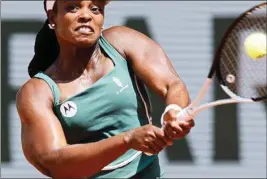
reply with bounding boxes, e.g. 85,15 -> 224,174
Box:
244,32 -> 267,59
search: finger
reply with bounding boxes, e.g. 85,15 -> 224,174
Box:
154,136 -> 167,149
155,128 -> 173,146
165,125 -> 177,139
179,122 -> 190,129
148,142 -> 161,154
147,129 -> 163,153
184,119 -> 195,127
151,134 -> 172,152
163,124 -> 174,139
179,120 -> 195,129
144,137 -> 160,154
182,130 -> 190,137
156,134 -> 173,148
178,128 -> 191,139
190,119 -> 195,127
168,121 -> 184,134
184,128 -> 191,134
143,146 -> 157,155
164,109 -> 180,122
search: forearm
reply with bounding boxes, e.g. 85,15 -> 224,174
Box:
162,81 -> 195,140
40,133 -> 130,178
165,81 -> 190,108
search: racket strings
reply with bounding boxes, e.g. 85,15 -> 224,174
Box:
239,11 -> 267,96
221,31 -> 250,94
219,3 -> 267,99
232,21 -> 266,95
243,15 -> 267,96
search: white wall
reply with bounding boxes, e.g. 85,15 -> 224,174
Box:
1,1 -> 266,178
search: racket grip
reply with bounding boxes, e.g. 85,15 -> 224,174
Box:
176,108 -> 194,121
144,108 -> 194,156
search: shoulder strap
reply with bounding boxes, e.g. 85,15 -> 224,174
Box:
99,34 -> 127,66
33,72 -> 60,106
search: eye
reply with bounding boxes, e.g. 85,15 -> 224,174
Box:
91,6 -> 102,14
66,4 -> 80,12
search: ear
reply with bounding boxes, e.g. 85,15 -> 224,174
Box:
47,10 -> 56,29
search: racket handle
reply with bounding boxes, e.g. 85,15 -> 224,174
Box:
144,124 -> 167,156
144,108 -> 194,156
176,107 -> 194,121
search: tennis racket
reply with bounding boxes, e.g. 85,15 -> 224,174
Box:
144,2 -> 267,156
175,2 -> 267,122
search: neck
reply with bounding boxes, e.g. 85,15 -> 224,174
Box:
56,42 -> 102,74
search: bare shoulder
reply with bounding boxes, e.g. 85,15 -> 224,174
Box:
16,78 -> 54,121
102,26 -> 154,57
103,26 -> 138,39
17,78 -> 53,102
102,26 -> 134,58
103,25 -> 152,42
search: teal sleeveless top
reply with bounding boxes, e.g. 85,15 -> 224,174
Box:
33,35 -> 163,178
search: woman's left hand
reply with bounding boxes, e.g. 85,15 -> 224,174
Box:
162,109 -> 195,140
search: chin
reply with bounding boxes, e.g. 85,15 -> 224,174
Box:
74,33 -> 100,47
74,38 -> 97,48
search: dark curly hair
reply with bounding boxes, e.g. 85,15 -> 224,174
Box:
28,1 -> 58,78
28,19 -> 59,78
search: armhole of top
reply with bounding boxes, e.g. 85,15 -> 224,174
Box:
99,34 -> 128,66
33,72 -> 60,106
133,74 -> 153,124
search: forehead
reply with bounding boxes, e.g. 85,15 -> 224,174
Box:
45,0 -> 108,12
57,0 -> 107,6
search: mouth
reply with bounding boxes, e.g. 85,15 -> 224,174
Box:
75,25 -> 94,34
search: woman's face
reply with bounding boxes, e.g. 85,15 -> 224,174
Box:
49,0 -> 105,47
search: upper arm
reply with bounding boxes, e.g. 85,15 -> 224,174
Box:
102,26 -> 185,97
16,79 -> 67,175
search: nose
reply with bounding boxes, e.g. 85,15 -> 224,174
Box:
78,8 -> 92,23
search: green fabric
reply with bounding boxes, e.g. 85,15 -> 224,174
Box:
33,35 -> 162,178
93,154 -> 163,179
34,72 -> 60,106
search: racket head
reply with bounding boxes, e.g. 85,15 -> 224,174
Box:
209,2 -> 267,102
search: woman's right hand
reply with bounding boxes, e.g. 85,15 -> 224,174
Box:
123,124 -> 173,154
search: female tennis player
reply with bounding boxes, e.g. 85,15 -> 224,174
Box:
16,0 -> 195,178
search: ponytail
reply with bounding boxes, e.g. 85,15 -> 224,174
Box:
28,19 -> 59,78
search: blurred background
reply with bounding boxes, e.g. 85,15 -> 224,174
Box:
1,1 -> 266,178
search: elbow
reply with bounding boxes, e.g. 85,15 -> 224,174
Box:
39,153 -> 95,179
24,155 -> 55,178
38,154 -> 71,179
35,151 -> 68,179
40,162 -> 62,179
39,161 -> 67,178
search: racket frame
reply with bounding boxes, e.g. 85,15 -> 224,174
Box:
179,2 -> 267,120
184,78 -> 254,120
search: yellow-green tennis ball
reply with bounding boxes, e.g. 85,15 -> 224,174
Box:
244,32 -> 266,59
